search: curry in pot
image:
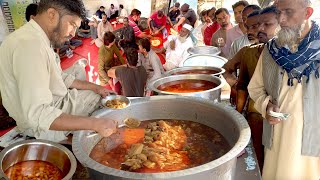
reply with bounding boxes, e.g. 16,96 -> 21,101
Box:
157,80 -> 218,93
90,120 -> 231,173
5,160 -> 63,180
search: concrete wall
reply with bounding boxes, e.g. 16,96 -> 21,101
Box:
0,8 -> 9,45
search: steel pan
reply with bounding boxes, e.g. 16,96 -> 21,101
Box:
72,96 -> 250,180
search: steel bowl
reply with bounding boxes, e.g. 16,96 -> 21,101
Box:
101,95 -> 131,109
187,46 -> 221,56
148,74 -> 224,102
72,96 -> 251,180
163,66 -> 226,77
183,54 -> 228,68
0,139 -> 77,180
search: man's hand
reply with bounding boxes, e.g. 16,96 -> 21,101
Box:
95,86 -> 116,98
266,102 -> 281,125
173,25 -> 179,31
169,40 -> 175,50
154,30 -> 160,35
94,118 -> 118,137
230,84 -> 237,106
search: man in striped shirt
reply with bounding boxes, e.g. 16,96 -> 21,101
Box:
128,9 -> 150,39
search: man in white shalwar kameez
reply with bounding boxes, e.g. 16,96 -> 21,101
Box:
0,0 -> 117,142
162,24 -> 194,71
248,0 -> 320,179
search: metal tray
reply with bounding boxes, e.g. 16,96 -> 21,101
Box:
187,46 -> 221,56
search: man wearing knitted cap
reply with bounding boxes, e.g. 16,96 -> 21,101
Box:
157,24 -> 194,70
173,3 -> 197,31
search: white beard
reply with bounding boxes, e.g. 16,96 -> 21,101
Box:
275,21 -> 306,53
178,35 -> 188,43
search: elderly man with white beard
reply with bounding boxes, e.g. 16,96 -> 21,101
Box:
160,24 -> 194,71
248,0 -> 320,179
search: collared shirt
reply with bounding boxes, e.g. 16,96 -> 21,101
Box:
128,15 -> 142,37
224,25 -> 244,59
236,43 -> 264,113
0,20 -> 73,140
163,35 -> 194,70
229,34 -> 252,58
211,28 -> 228,58
107,7 -> 118,17
98,44 -> 124,84
97,21 -> 113,41
138,49 -> 164,82
204,21 -> 220,45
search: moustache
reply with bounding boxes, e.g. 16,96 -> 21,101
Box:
258,32 -> 267,37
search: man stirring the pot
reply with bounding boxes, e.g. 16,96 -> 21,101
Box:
0,0 -> 117,142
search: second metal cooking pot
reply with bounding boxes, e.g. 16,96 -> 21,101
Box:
163,66 -> 226,77
148,74 -> 225,102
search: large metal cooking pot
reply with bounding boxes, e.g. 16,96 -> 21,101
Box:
0,139 -> 77,180
72,96 -> 250,180
163,66 -> 226,77
183,54 -> 227,68
148,74 -> 224,102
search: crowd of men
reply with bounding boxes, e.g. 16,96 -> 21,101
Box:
0,0 -> 320,179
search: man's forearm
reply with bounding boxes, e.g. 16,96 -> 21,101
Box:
69,79 -> 100,93
175,17 -> 185,27
236,90 -> 248,113
223,72 -> 237,87
49,113 -> 96,131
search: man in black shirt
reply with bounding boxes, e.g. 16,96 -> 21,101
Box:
96,6 -> 105,19
167,2 -> 180,26
78,19 -> 91,38
118,17 -> 138,51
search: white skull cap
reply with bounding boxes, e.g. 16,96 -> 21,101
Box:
182,23 -> 193,31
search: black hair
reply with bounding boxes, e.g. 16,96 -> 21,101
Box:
119,4 -> 124,9
157,10 -> 164,17
111,4 -> 114,7
37,0 -> 86,20
243,4 -> 261,13
130,9 -> 141,16
139,38 -> 151,52
100,6 -> 105,9
215,8 -> 229,18
260,5 -> 277,16
247,10 -> 261,18
26,3 -> 38,22
232,1 -> 249,10
103,32 -> 115,46
126,48 -> 139,66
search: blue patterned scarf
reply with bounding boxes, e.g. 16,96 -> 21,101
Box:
267,21 -> 320,86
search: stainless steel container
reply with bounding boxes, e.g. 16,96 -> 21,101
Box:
187,46 -> 221,56
163,66 -> 226,77
148,74 -> 224,102
183,54 -> 228,68
72,96 -> 251,180
0,139 -> 77,180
